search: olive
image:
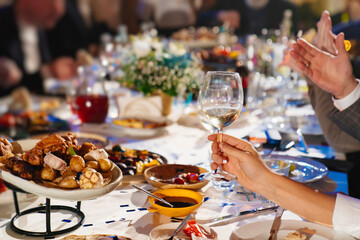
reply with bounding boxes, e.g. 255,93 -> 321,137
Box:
123,158 -> 134,166
127,166 -> 137,171
112,144 -> 125,152
124,168 -> 135,175
116,162 -> 127,170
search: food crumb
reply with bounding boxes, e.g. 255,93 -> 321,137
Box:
285,230 -> 306,240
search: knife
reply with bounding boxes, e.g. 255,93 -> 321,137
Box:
268,206 -> 285,240
209,205 -> 278,223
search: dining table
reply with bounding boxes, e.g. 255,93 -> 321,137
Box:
0,103 -> 351,240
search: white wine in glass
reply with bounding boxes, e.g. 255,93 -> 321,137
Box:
199,71 -> 243,188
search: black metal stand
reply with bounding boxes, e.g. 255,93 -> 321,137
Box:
6,182 -> 85,237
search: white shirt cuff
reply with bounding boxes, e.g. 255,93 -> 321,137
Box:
333,79 -> 360,111
332,193 -> 360,238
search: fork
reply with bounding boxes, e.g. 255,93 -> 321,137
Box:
168,213 -> 193,240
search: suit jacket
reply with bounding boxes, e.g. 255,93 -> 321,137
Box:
307,79 -> 360,153
196,0 -> 298,36
327,97 -> 360,142
46,0 -> 111,59
325,83 -> 360,199
0,6 -> 51,96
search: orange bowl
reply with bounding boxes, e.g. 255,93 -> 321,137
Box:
148,188 -> 203,217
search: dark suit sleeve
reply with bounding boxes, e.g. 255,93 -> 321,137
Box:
196,0 -> 242,27
327,98 -> 360,141
196,10 -> 220,27
333,21 -> 360,40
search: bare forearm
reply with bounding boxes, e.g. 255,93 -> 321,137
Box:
256,172 -> 336,226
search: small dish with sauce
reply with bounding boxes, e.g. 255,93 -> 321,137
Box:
148,189 -> 204,217
144,164 -> 209,190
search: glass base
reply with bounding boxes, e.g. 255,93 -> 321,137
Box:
211,178 -> 235,189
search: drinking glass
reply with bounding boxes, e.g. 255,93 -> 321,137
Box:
199,71 -> 243,188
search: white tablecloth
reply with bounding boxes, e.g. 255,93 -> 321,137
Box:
0,114 -> 346,239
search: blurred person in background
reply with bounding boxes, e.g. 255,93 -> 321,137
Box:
283,10 -> 360,198
46,0 -> 112,60
0,0 -> 77,96
196,0 -> 298,36
137,0 -> 210,37
47,0 -> 140,61
91,0 -> 139,35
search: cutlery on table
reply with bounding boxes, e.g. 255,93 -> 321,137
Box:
268,206 -> 285,240
168,213 -> 193,240
132,184 -> 173,208
200,205 -> 278,223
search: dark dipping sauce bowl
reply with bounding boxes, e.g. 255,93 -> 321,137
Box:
148,189 -> 204,217
155,196 -> 198,208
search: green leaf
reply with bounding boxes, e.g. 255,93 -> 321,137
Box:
69,147 -> 76,156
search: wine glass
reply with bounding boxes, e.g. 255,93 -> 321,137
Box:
199,71 -> 243,188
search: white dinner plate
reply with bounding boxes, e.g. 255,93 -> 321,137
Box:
116,125 -> 169,138
230,220 -> 354,240
268,155 -> 328,183
0,140 -> 122,201
112,116 -> 172,138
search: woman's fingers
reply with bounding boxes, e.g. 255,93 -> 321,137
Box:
211,140 -> 220,154
210,162 -> 218,171
209,134 -> 256,155
211,152 -> 226,165
218,142 -> 253,162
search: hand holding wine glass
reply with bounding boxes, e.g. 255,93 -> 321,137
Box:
199,71 -> 243,186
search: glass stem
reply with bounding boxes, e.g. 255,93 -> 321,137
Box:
215,127 -> 226,171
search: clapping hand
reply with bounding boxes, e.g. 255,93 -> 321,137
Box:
290,34 -> 357,99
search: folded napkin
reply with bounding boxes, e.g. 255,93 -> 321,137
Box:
116,95 -> 163,119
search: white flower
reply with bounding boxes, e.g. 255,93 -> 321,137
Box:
132,40 -> 151,58
168,42 -> 186,55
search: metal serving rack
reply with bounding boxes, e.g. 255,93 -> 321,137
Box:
5,182 -> 85,237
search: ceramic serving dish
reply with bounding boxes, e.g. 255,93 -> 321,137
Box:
144,164 -> 209,190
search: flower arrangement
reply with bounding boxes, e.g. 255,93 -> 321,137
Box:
119,36 -> 203,98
